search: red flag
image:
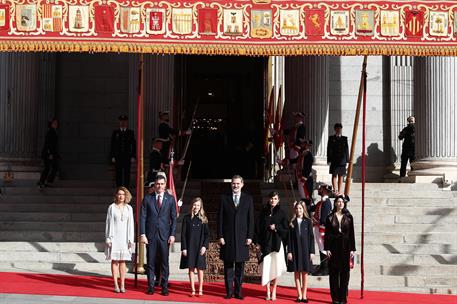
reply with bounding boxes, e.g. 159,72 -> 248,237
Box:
167,159 -> 179,216
264,86 -> 275,156
273,86 -> 283,149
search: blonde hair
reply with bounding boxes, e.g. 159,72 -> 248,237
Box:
190,197 -> 208,224
289,201 -> 310,227
114,187 -> 132,204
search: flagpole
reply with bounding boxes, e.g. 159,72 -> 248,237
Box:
135,54 -> 145,282
361,60 -> 367,299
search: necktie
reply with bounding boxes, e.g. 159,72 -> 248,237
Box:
157,195 -> 162,209
234,195 -> 239,207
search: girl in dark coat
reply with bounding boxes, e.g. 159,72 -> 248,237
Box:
287,201 -> 315,303
254,191 -> 288,300
324,195 -> 356,304
180,197 -> 209,297
38,119 -> 59,188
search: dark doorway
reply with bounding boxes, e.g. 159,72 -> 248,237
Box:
178,56 -> 266,179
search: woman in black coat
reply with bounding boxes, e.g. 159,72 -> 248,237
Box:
254,191 -> 288,300
38,118 -> 59,188
324,195 -> 356,304
180,197 -> 209,297
287,201 -> 315,303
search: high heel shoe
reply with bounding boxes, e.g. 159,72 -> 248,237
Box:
190,291 -> 196,297
271,291 -> 276,301
120,286 -> 126,293
114,286 -> 120,293
198,290 -> 204,297
265,292 -> 271,301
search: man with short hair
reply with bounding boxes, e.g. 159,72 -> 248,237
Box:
140,175 -> 177,296
218,175 -> 254,300
398,116 -> 415,178
111,115 -> 136,188
327,123 -> 349,195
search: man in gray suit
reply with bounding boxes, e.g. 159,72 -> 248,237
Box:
140,175 -> 177,296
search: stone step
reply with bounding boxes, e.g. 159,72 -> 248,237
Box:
0,231 -> 105,242
0,242 -> 106,253
0,221 -> 105,232
0,203 -> 109,213
1,195 -> 115,203
354,223 -> 457,233
363,243 -> 456,255
362,232 -> 457,245
364,253 -> 457,266
0,212 -> 106,222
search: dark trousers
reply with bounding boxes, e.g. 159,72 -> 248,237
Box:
115,155 -> 131,187
329,268 -> 350,303
39,158 -> 58,184
146,235 -> 169,289
224,261 -> 245,297
400,154 -> 415,177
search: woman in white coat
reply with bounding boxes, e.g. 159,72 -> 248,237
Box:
105,186 -> 134,293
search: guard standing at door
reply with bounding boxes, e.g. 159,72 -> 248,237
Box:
158,111 -> 191,163
111,115 -> 136,188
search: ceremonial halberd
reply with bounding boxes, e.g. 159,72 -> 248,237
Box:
0,0 -> 456,55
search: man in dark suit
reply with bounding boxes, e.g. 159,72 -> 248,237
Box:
111,115 -> 136,188
218,175 -> 255,300
398,116 -> 415,179
327,123 -> 349,195
140,175 -> 177,296
147,137 -> 165,184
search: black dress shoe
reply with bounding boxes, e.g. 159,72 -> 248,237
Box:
161,289 -> 169,296
234,294 -> 244,300
147,287 -> 154,294
301,299 -> 309,303
224,294 -> 233,299
296,298 -> 303,303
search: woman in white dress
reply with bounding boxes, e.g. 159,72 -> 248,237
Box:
254,191 -> 288,300
105,186 -> 134,293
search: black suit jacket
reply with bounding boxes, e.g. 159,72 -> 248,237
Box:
110,129 -> 136,159
327,135 -> 349,166
140,192 -> 177,241
218,192 -> 254,262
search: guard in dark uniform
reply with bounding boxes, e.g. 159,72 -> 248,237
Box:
288,112 -> 306,165
38,118 -> 59,188
398,116 -> 415,178
110,115 -> 136,188
147,137 -> 165,184
327,123 -> 349,195
158,111 -> 191,163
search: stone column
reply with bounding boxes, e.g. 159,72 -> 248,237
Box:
285,56 -> 329,182
413,57 -> 457,183
128,55 -> 175,155
385,56 -> 414,179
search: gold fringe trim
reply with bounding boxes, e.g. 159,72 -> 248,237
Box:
0,41 -> 456,56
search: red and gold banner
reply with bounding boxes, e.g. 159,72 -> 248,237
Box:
0,0 -> 456,56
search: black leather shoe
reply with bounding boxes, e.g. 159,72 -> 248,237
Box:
234,294 -> 244,300
147,287 -> 154,295
301,299 -> 309,303
161,289 -> 169,296
224,294 -> 233,299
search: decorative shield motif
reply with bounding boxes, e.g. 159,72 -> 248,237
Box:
42,4 -> 62,32
429,11 -> 449,37
404,10 -> 424,38
16,4 -> 37,32
68,5 -> 89,33
120,7 -> 140,34
0,5 -> 9,31
380,10 -> 399,36
279,9 -> 300,36
223,9 -> 242,36
198,8 -> 217,35
330,10 -> 349,35
305,9 -> 325,36
146,8 -> 166,35
355,10 -> 374,36
172,8 -> 193,35
251,9 -> 272,38
94,4 -> 114,34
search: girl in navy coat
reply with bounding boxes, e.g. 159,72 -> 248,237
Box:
180,197 -> 209,297
287,201 -> 315,303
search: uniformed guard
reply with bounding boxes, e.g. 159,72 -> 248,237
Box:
110,115 -> 136,188
398,116 -> 415,179
158,111 -> 191,163
147,137 -> 165,183
327,123 -> 349,195
288,112 -> 306,165
296,139 -> 314,201
311,183 -> 333,276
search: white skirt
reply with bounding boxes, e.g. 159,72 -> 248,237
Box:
260,242 -> 287,286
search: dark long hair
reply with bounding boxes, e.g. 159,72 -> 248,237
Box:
332,195 -> 350,214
